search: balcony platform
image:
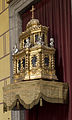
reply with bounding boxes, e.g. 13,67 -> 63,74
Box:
3,79 -> 69,112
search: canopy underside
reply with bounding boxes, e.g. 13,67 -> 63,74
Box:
3,80 -> 68,112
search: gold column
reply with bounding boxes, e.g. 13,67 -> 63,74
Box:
42,51 -> 44,69
51,54 -> 55,70
25,49 -> 30,79
45,33 -> 48,46
13,59 -> 17,74
31,34 -> 34,46
39,51 -> 42,68
20,40 -> 23,50
34,34 -> 35,45
23,39 -> 24,48
21,58 -> 23,73
49,54 -> 52,70
17,59 -> 19,73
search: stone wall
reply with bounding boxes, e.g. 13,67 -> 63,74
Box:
9,0 -> 35,119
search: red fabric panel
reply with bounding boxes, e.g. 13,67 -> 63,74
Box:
28,102 -> 68,120
22,0 -> 71,120
24,110 -> 29,120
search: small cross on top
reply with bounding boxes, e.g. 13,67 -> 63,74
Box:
30,5 -> 35,19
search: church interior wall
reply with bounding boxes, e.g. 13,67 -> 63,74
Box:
9,0 -> 71,120
0,0 -> 71,120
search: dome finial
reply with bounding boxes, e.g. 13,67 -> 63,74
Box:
30,5 -> 35,19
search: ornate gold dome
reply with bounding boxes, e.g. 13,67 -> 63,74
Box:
26,19 -> 40,29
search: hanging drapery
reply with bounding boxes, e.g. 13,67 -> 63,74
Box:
22,0 -> 71,120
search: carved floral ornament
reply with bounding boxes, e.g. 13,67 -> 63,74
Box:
3,5 -> 69,112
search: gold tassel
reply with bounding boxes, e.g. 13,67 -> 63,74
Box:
17,101 -> 19,110
40,98 -> 43,106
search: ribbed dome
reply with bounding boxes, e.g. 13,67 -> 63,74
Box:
26,19 -> 40,29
